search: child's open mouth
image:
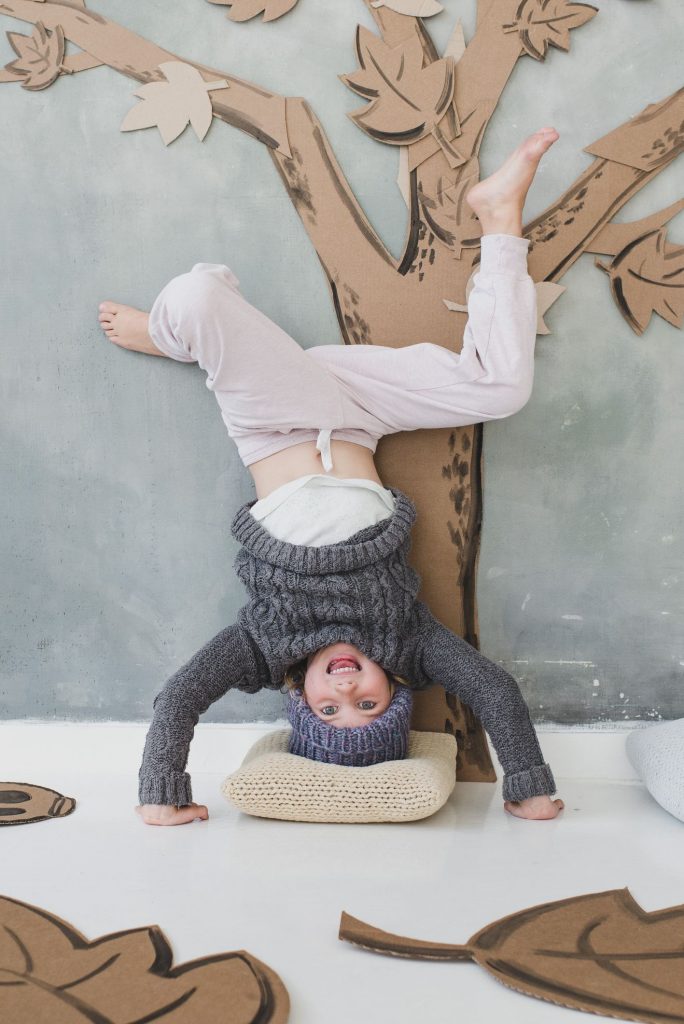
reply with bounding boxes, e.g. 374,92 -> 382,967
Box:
327,656 -> 361,674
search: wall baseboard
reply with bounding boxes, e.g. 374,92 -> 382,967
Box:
1,720 -> 645,783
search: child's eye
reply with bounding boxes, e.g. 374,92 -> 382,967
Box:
358,700 -> 377,711
321,706 -> 338,716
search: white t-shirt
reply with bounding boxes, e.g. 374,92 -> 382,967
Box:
250,475 -> 396,546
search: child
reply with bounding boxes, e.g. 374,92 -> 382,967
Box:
99,128 -> 564,826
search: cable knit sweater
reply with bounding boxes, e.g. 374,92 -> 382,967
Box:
138,489 -> 555,805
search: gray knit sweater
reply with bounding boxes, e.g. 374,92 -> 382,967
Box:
138,489 -> 555,805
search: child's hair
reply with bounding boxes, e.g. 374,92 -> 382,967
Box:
283,658 -> 307,691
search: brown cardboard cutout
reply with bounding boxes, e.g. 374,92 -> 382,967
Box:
340,27 -> 462,166
340,888 -> 684,1023
207,0 -> 300,23
0,782 -> 75,826
121,61 -> 228,145
373,0 -> 444,14
1,2 -> 683,783
0,894 -> 289,1022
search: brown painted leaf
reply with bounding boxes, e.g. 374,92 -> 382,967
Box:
4,21 -> 65,91
340,888 -> 684,1023
206,0 -> 299,22
595,228 -> 684,336
340,26 -> 456,148
0,782 -> 75,825
502,0 -> 598,62
0,894 -> 289,1022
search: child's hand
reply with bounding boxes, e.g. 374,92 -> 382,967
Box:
135,802 -> 209,826
504,795 -> 564,820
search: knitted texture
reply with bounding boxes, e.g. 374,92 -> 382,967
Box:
287,684 -> 413,766
139,488 -> 556,804
222,729 -> 457,823
626,719 -> 684,822
230,488 -> 423,686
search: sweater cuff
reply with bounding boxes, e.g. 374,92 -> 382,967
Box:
502,763 -> 556,802
138,771 -> 193,807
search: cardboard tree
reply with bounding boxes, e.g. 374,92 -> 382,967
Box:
2,0 -> 683,783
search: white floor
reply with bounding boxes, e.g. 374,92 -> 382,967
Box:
3,725 -> 684,1024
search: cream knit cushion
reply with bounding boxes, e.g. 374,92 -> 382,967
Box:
221,729 -> 457,823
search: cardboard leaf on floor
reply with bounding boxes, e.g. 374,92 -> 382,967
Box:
340,27 -> 457,150
207,0 -> 299,21
340,888 -> 684,1023
0,782 -> 75,825
4,21 -> 65,91
0,894 -> 289,1023
121,61 -> 228,145
502,0 -> 598,62
595,228 -> 684,336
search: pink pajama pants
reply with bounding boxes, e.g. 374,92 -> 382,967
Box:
148,234 -> 537,471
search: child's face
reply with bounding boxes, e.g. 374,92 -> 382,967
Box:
303,642 -> 393,727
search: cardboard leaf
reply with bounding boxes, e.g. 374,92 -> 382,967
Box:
595,228 -> 684,336
5,21 -> 64,91
121,61 -> 228,145
370,0 -> 444,15
0,782 -> 75,825
534,280 -> 566,334
340,26 -> 456,150
207,0 -> 299,21
502,0 -> 598,62
443,18 -> 467,61
340,888 -> 684,1023
585,200 -> 684,257
0,894 -> 289,1023
418,171 -> 479,251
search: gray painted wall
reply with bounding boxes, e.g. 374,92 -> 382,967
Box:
2,0 -> 683,725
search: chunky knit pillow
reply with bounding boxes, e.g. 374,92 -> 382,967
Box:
221,729 -> 457,823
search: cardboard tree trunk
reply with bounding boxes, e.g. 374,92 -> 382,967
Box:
1,1 -> 682,782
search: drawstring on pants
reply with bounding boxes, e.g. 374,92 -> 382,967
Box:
316,429 -> 333,472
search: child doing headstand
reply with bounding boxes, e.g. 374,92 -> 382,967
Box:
99,128 -> 564,826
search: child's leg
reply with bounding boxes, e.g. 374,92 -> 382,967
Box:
146,263 -> 374,465
304,127 -> 559,437
306,233 -> 537,435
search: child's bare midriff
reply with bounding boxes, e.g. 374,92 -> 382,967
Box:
249,439 -> 383,499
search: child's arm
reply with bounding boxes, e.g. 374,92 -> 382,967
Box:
137,622 -> 263,815
415,609 -> 558,805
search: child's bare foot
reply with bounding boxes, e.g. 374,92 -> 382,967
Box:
504,795 -> 564,820
135,802 -> 209,825
466,127 -> 559,237
98,301 -> 165,356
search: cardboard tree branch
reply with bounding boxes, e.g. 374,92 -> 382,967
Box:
0,894 -> 290,1022
2,1 -> 683,779
339,889 -> 684,1023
